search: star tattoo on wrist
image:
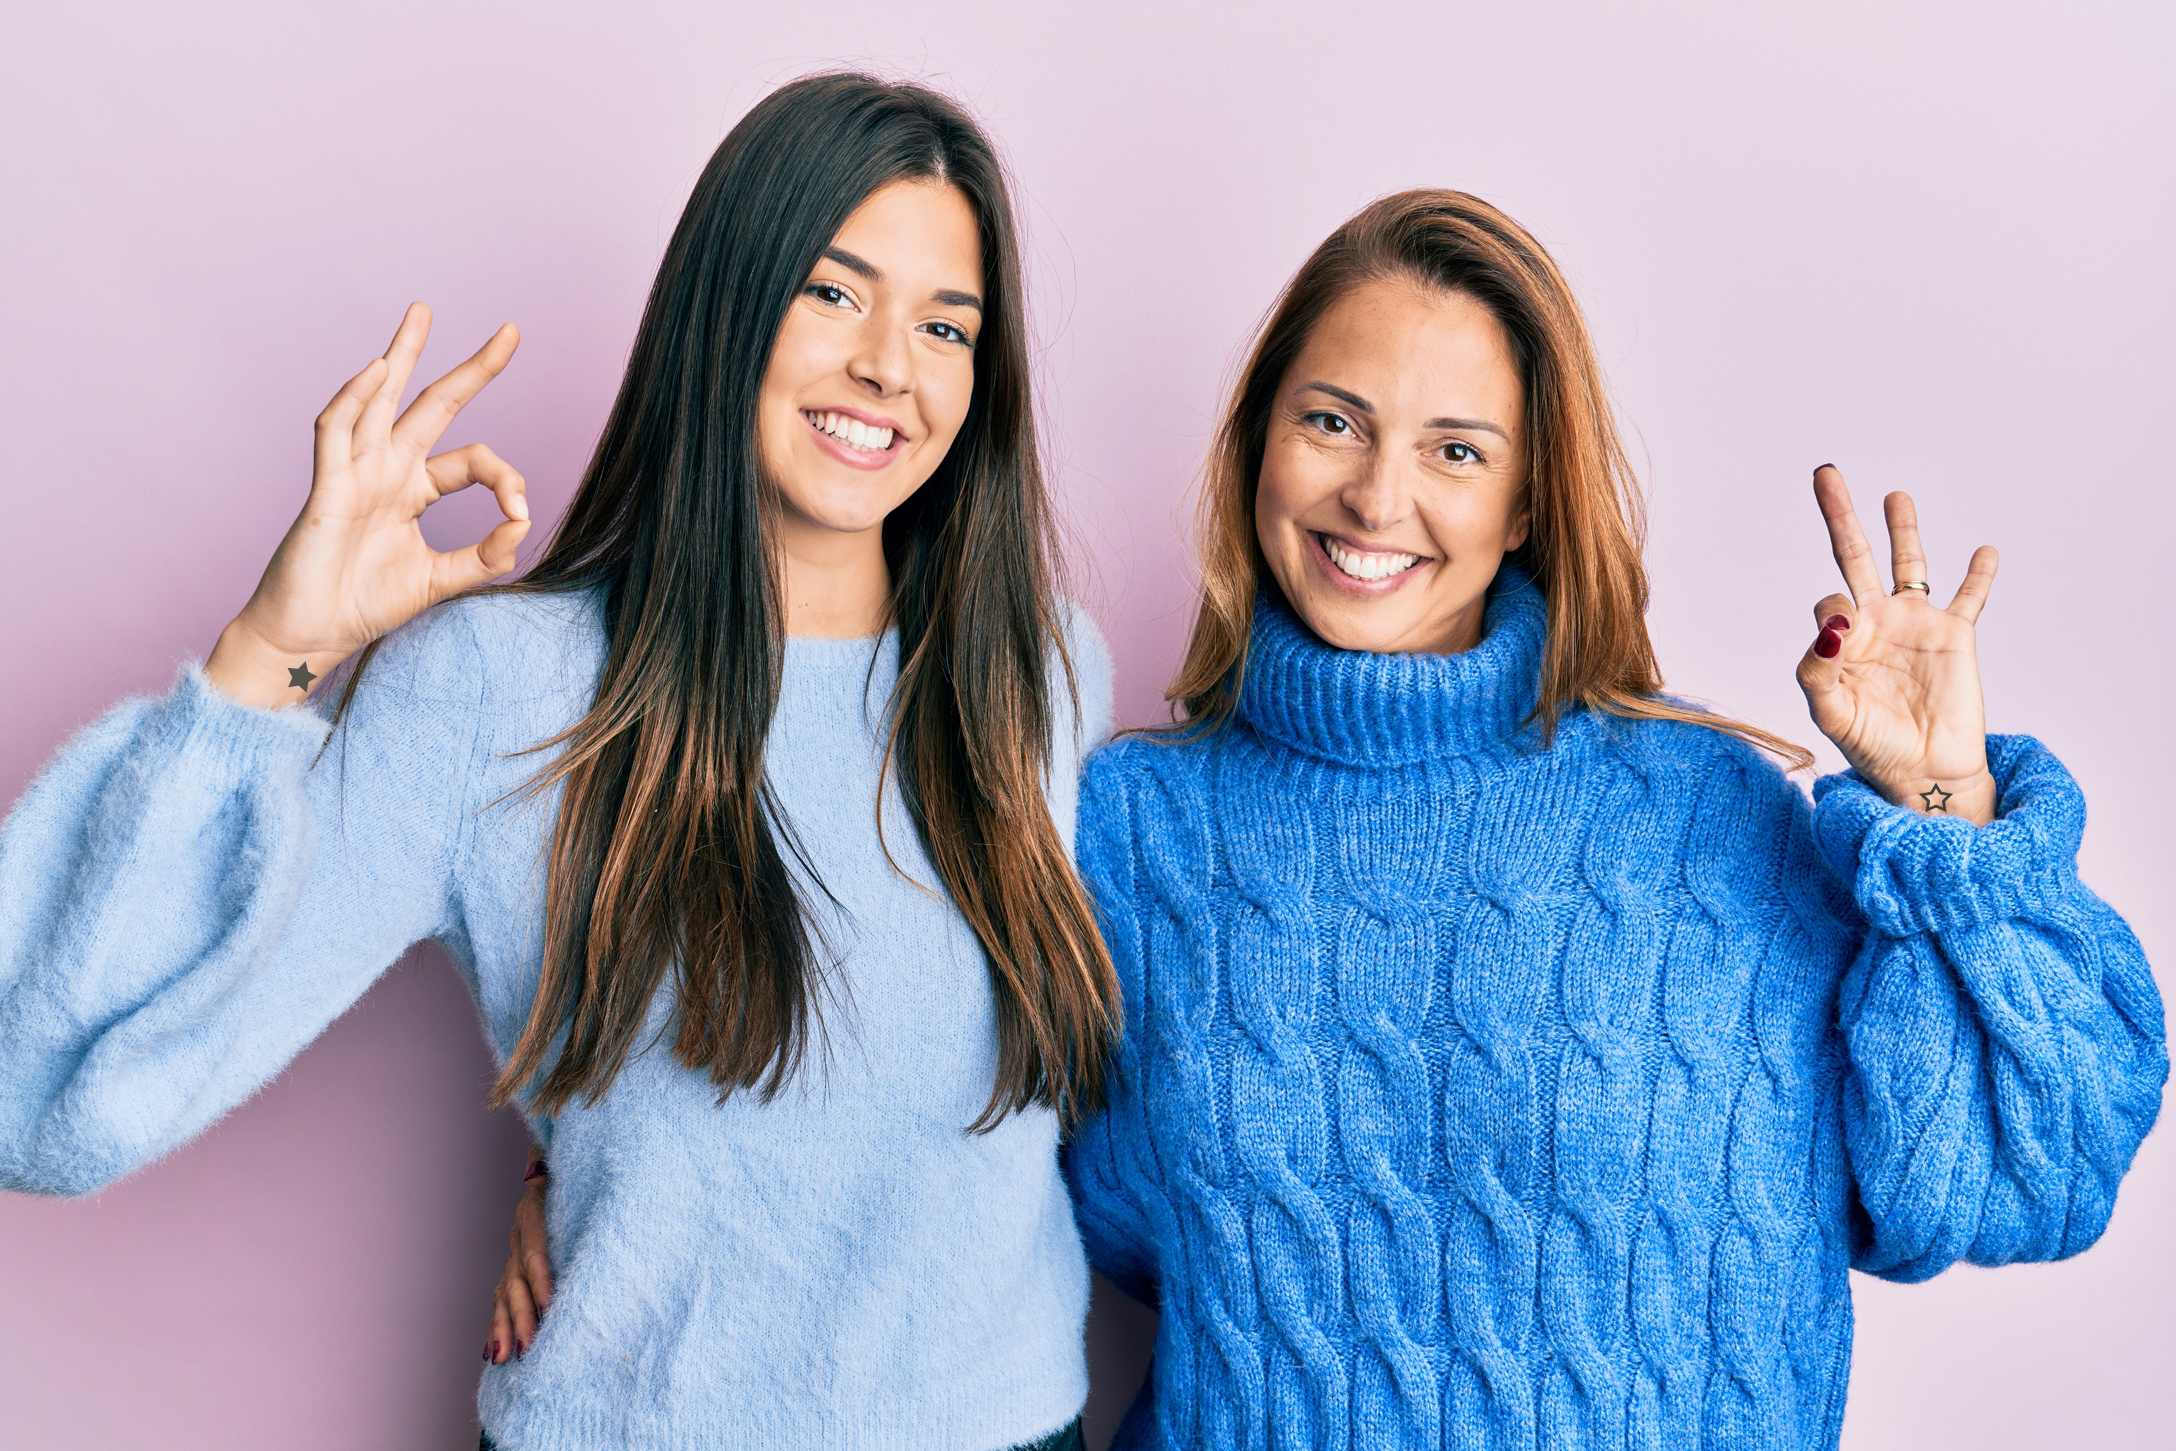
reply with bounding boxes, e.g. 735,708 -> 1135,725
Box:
1918,782 -> 1952,813
287,661 -> 317,692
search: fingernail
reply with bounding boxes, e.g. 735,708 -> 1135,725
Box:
512,495 -> 530,522
482,1342 -> 492,1363
1824,614 -> 1851,632
1816,462 -> 1836,473
487,1340 -> 500,1363
523,1160 -> 548,1183
1814,629 -> 1841,659
515,1339 -> 526,1360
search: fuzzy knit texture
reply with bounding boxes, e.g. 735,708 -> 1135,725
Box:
0,589 -> 1112,1451
1064,566 -> 2166,1451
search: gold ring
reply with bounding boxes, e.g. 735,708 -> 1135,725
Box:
1892,581 -> 1931,595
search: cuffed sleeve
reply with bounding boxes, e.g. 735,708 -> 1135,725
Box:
0,609 -> 488,1195
1813,735 -> 2167,1281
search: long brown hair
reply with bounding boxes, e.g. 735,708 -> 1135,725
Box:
346,75 -> 1117,1129
1167,188 -> 1813,770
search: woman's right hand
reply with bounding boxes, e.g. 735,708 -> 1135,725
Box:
485,1150 -> 555,1366
204,303 -> 529,709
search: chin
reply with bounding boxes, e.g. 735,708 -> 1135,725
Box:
788,485 -> 909,536
1287,595 -> 1420,654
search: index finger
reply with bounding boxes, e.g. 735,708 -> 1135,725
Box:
391,323 -> 521,455
359,302 -> 433,441
1813,464 -> 1884,604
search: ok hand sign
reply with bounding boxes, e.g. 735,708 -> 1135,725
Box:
1796,465 -> 2000,826
205,304 -> 529,709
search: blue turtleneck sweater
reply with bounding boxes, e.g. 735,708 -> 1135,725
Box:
1063,568 -> 2164,1451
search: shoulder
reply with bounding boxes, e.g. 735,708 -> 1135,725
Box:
1080,722 -> 1223,818
1565,705 -> 1844,918
1570,705 -> 1803,798
331,587 -> 607,716
1050,598 -> 1115,755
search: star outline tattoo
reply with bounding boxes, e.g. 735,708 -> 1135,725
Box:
287,661 -> 317,692
1918,782 -> 1952,813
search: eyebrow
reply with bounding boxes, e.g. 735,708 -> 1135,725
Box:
821,245 -> 881,281
819,247 -> 983,313
1296,380 -> 1510,439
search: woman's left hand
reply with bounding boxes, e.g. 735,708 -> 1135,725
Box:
1796,464 -> 2000,826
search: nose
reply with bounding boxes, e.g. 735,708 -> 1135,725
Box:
848,314 -> 913,399
1338,451 -> 1411,534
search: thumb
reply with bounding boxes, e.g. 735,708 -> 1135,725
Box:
1794,611 -> 1852,729
430,517 -> 530,601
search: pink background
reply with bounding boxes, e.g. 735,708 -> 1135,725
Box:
2,2 -> 2170,1447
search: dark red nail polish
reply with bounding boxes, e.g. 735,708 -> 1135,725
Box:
488,1340 -> 500,1362
1814,629 -> 1841,659
481,1343 -> 491,1363
515,1339 -> 525,1360
523,1159 -> 548,1183
1816,462 -> 1836,473
1824,614 -> 1851,631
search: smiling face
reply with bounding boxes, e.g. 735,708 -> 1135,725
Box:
757,178 -> 984,566
1254,276 -> 1531,656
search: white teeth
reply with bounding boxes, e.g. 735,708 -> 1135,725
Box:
805,410 -> 894,453
1321,534 -> 1420,582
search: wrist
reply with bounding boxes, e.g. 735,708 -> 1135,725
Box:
1873,766 -> 1999,827
203,617 -> 350,710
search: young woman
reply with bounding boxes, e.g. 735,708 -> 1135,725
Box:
1058,190 -> 2164,1449
0,75 -> 1113,1451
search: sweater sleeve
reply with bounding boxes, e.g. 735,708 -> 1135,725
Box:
1813,734 -> 2167,1282
1047,600 -> 1117,861
0,609 -> 487,1196
1061,748 -> 1161,1306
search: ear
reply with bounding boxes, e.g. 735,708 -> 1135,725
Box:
1503,488 -> 1533,552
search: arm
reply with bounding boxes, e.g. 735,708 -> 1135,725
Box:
0,611 -> 490,1194
0,304 -> 526,1195
1060,752 -> 1161,1305
1816,736 -> 2166,1279
1789,466 -> 2164,1278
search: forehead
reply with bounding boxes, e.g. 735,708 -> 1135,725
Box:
1297,277 -> 1521,412
828,179 -> 984,281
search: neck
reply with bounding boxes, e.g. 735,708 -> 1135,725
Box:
1420,594 -> 1489,656
778,513 -> 890,639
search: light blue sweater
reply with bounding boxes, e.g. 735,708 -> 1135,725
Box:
0,589 -> 1111,1451
1064,569 -> 2165,1450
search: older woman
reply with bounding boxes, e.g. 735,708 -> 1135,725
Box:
1061,190 -> 2163,1450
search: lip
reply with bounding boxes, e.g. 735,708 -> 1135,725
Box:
802,404 -> 908,472
1305,529 -> 1432,596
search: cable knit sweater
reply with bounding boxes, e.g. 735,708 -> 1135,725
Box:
0,589 -> 1110,1451
1063,568 -> 2165,1451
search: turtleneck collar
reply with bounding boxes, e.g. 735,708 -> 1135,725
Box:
1236,563 -> 1547,767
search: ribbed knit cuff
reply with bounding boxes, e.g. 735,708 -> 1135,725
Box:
1810,734 -> 2082,937
146,663 -> 334,782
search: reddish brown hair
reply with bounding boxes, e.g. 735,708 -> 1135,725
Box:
1166,188 -> 1812,771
